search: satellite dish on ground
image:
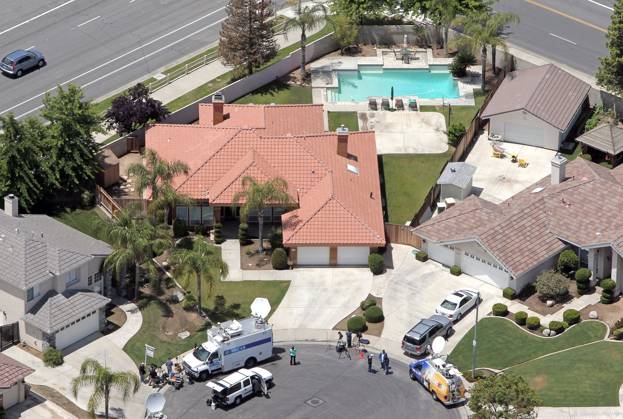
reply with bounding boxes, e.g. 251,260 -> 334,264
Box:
145,392 -> 166,415
431,336 -> 446,356
251,297 -> 271,319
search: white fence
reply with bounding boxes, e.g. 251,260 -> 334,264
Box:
148,50 -> 220,93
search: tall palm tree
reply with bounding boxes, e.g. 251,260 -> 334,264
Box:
148,184 -> 193,225
283,0 -> 329,76
128,148 -> 189,201
428,0 -> 462,55
71,358 -> 139,419
170,235 -> 229,315
232,176 -> 292,253
453,9 -> 518,90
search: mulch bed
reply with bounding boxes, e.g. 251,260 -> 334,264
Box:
333,294 -> 384,337
240,240 -> 274,270
141,286 -> 205,339
516,282 -> 582,316
580,296 -> 623,331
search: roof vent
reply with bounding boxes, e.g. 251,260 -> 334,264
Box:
531,187 -> 544,193
347,164 -> 359,174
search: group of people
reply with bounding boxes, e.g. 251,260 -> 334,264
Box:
139,356 -> 185,389
368,349 -> 390,375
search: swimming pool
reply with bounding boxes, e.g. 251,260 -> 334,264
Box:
328,66 -> 460,102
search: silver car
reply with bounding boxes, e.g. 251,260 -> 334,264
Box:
0,49 -> 46,77
402,315 -> 453,356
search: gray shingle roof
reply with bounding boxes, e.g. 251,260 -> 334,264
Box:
481,64 -> 590,131
22,290 -> 110,334
437,162 -> 477,189
576,123 -> 623,155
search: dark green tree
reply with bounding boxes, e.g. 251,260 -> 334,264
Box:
597,0 -> 623,95
469,373 -> 540,419
331,0 -> 397,23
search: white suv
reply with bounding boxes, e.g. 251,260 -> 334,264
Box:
206,367 -> 272,408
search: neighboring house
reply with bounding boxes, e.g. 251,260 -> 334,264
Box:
414,155 -> 623,293
0,353 -> 33,410
146,94 -> 385,266
481,64 -> 590,150
576,123 -> 623,167
0,195 -> 112,352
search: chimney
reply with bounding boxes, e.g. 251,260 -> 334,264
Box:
4,194 -> 18,217
336,125 -> 349,158
551,154 -> 568,185
212,92 -> 225,125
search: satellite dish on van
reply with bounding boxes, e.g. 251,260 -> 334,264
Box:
251,297 -> 271,319
431,336 -> 446,355
145,392 -> 166,415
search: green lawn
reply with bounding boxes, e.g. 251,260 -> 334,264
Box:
382,151 -> 452,224
420,89 -> 486,128
448,317 -> 607,371
234,82 -> 312,104
53,207 -> 111,244
328,111 -> 359,132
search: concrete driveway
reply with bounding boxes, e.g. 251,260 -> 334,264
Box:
358,111 -> 448,154
269,268 -> 372,329
465,132 -> 557,203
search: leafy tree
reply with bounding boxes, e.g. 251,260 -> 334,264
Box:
585,105 -> 614,131
449,49 -> 477,77
469,373 -> 539,419
453,8 -> 518,90
104,83 -> 169,135
128,149 -> 189,202
333,15 -> 359,54
42,84 -> 101,195
597,0 -> 623,95
171,235 -> 228,314
283,0 -> 329,76
426,0 -> 462,53
219,0 -> 277,75
536,270 -> 569,301
233,176 -> 292,253
331,0 -> 396,24
71,358 -> 139,419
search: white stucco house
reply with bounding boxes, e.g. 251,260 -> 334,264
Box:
481,64 -> 590,150
0,353 -> 33,411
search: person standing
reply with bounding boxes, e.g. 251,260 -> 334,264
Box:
383,351 -> 390,375
289,346 -> 297,365
346,330 -> 353,348
378,350 -> 385,370
138,363 -> 146,383
367,352 -> 373,373
166,356 -> 173,377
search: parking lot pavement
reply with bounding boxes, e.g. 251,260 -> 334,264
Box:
466,132 -> 557,204
163,344 -> 462,419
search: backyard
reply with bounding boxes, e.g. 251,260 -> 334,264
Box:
53,207 -> 111,244
234,81 -> 312,104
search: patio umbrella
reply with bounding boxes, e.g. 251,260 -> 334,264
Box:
390,86 -> 394,102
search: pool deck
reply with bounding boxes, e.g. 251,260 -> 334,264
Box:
311,48 -> 479,109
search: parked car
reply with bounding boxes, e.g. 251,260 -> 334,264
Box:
435,289 -> 480,322
0,49 -> 46,77
409,357 -> 466,405
206,367 -> 272,408
402,315 -> 452,357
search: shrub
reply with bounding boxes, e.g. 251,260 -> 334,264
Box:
213,223 -> 224,244
492,303 -> 508,316
549,321 -> 565,334
580,153 -> 592,161
526,316 -> 541,330
535,270 -> 569,300
585,104 -> 614,131
503,287 -> 517,300
271,248 -> 289,270
270,227 -> 283,249
562,321 -> 569,330
449,49 -> 476,77
600,279 -> 617,304
364,306 -> 384,323
415,251 -> 428,262
360,297 -> 377,311
447,123 -> 466,147
450,265 -> 462,276
601,278 -> 616,291
43,347 -> 64,367
172,218 -> 187,238
238,223 -> 250,245
182,293 -> 197,310
613,328 -> 623,340
514,311 -> 528,326
557,250 -> 579,277
575,268 -> 592,282
613,318 -> 623,331
601,290 -> 614,304
347,315 -> 367,333
368,253 -> 385,275
563,309 -> 581,325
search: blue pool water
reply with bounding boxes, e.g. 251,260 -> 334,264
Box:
329,66 -> 459,102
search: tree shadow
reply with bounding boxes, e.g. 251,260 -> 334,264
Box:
136,294 -> 173,318
204,295 -> 241,323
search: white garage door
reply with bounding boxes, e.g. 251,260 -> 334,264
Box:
427,243 -> 455,267
503,122 -> 545,148
460,254 -> 510,289
337,247 -> 369,265
54,311 -> 100,350
298,247 -> 330,265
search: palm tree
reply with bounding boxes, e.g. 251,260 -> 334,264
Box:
170,235 -> 229,315
148,184 -> 193,225
71,358 -> 139,419
128,148 -> 189,201
232,176 -> 292,253
428,0 -> 462,55
453,9 -> 518,90
283,0 -> 329,76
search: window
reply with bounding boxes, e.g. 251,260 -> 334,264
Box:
65,270 -> 79,287
228,382 -> 242,395
94,272 -> 101,282
26,285 -> 40,302
88,275 -> 93,286
201,206 -> 214,224
190,206 -> 201,225
176,206 -> 189,223
242,378 -> 251,388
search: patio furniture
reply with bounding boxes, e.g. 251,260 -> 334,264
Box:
381,98 -> 390,111
369,98 -> 378,111
408,99 -> 418,111
511,153 -> 518,163
395,98 -> 404,110
492,150 -> 504,159
518,158 -> 529,168
491,142 -> 506,154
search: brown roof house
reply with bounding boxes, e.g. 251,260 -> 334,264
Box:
576,123 -> 623,167
0,353 -> 34,410
482,64 -> 590,150
145,94 -> 385,266
414,155 -> 623,293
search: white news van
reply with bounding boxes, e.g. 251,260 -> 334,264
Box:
183,317 -> 273,381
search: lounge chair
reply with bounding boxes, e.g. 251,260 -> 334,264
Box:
381,98 -> 390,111
408,99 -> 418,111
368,98 -> 378,111
395,98 -> 404,110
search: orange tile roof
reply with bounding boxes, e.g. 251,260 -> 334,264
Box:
0,353 -> 33,388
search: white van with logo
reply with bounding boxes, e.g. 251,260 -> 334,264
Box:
207,367 -> 272,408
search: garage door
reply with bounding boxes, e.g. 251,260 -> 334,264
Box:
337,247 -> 369,265
503,122 -> 545,148
54,311 -> 100,350
427,243 -> 455,267
298,247 -> 330,265
460,254 -> 510,289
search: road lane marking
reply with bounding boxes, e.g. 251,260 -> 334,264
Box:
0,0 -> 76,37
13,17 -> 227,119
525,0 -> 607,33
586,0 -> 614,11
77,15 -> 101,28
549,32 -> 577,45
0,7 -> 226,117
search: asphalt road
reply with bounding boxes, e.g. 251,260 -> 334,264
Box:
162,344 -> 463,419
493,0 -> 614,77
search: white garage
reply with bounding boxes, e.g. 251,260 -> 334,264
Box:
503,121 -> 545,148
459,252 -> 510,289
426,243 -> 455,267
337,247 -> 369,265
297,246 -> 330,265
54,310 -> 100,350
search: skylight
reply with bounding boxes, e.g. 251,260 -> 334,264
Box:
531,187 -> 544,194
347,164 -> 359,175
